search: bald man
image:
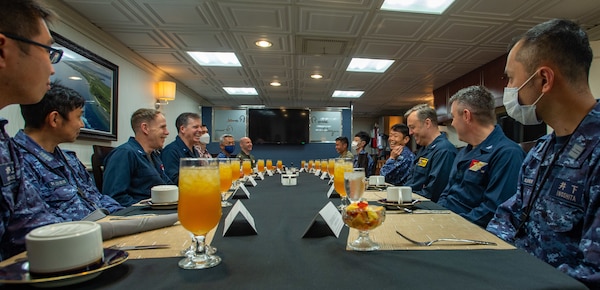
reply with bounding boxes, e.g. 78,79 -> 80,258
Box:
238,137 -> 255,168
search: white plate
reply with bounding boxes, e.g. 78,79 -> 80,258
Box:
0,248 -> 128,287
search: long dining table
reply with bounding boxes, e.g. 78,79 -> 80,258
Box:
2,171 -> 587,289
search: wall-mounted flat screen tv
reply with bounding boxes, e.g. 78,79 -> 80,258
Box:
248,108 -> 310,145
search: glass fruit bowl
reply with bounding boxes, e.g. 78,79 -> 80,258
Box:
342,201 -> 386,251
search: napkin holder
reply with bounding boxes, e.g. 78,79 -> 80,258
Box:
281,174 -> 297,186
302,202 -> 342,238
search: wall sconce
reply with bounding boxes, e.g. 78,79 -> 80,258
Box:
155,81 -> 176,109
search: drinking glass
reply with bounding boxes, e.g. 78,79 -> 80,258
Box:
314,160 -> 321,172
334,158 -> 353,209
257,159 -> 265,174
327,158 -> 335,177
231,159 -> 241,182
308,160 -> 314,172
266,159 -> 273,171
242,160 -> 252,177
276,160 -> 283,171
301,160 -> 306,171
218,158 -> 233,207
178,158 -> 222,269
342,203 -> 386,251
344,168 -> 366,203
320,159 -> 328,174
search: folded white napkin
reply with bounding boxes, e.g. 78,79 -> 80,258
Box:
98,213 -> 178,240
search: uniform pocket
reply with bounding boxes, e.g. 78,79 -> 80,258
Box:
542,196 -> 584,232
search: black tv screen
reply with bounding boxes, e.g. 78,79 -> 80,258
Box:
248,109 -> 309,144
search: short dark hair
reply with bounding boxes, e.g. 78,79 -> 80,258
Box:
511,19 -> 592,83
390,123 -> 410,137
0,0 -> 55,52
131,108 -> 161,133
449,85 -> 496,125
20,81 -> 85,129
175,112 -> 200,132
354,131 -> 371,147
335,136 -> 349,146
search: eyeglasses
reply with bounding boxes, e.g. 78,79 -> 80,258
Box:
0,32 -> 63,64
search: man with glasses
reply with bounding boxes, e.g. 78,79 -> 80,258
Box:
0,0 -> 67,260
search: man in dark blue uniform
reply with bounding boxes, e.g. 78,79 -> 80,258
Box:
0,0 -> 68,260
162,112 -> 202,183
379,124 -> 414,185
352,131 -> 374,177
404,104 -> 457,202
103,109 -> 172,206
438,86 -> 525,227
487,19 -> 600,288
15,83 -> 123,221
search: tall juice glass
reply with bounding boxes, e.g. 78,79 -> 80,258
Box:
334,158 -> 353,209
257,159 -> 265,174
242,160 -> 252,177
345,168 -> 366,203
321,159 -> 328,174
218,158 -> 233,207
314,160 -> 320,172
231,159 -> 241,182
308,160 -> 314,171
178,158 -> 222,269
276,160 -> 283,171
301,160 -> 306,170
328,158 -> 335,177
266,159 -> 273,171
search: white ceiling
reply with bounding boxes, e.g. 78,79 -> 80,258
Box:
59,0 -> 600,117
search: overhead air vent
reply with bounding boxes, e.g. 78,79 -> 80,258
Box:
297,37 -> 350,55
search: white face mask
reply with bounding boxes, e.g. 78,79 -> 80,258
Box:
351,141 -> 359,152
199,133 -> 210,145
503,70 -> 544,125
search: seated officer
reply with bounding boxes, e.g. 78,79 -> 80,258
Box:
103,109 -> 172,206
438,86 -> 525,227
379,124 -> 415,185
161,112 -> 202,183
14,82 -> 123,220
238,136 -> 255,167
217,134 -> 236,158
335,136 -> 353,159
352,131 -> 374,177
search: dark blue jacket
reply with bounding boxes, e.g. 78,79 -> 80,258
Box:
161,135 -> 198,184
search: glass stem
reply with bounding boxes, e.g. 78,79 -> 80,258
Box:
194,235 -> 207,256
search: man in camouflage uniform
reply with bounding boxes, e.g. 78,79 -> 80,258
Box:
379,124 -> 414,186
14,83 -> 123,221
487,19 -> 600,288
0,0 -> 66,260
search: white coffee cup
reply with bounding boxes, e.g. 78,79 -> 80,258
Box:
151,185 -> 178,204
399,186 -> 413,203
386,186 -> 401,202
369,175 -> 385,186
26,221 -> 103,275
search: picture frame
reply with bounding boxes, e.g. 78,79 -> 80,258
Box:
50,32 -> 119,141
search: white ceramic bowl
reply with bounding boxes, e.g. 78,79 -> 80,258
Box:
26,221 -> 103,275
151,185 -> 179,204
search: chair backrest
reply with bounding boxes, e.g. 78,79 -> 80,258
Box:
91,145 -> 115,192
519,140 -> 537,154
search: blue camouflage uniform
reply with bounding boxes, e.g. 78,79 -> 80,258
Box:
161,135 -> 199,184
102,137 -> 172,206
487,102 -> 600,288
0,120 -> 64,260
438,125 -> 525,227
13,130 -> 123,220
379,147 -> 415,185
405,133 -> 457,202
216,151 -> 231,158
354,149 -> 374,177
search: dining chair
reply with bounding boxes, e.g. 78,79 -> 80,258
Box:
91,145 -> 115,192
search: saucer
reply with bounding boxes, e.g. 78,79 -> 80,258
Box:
0,248 -> 128,287
376,198 -> 415,206
141,200 -> 178,210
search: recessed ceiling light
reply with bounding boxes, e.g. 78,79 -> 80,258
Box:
332,90 -> 364,98
347,58 -> 394,73
255,40 -> 272,48
223,87 -> 258,95
187,52 -> 241,67
380,0 -> 455,14
311,74 -> 323,79
270,81 -> 281,86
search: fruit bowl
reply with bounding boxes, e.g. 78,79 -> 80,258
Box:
342,201 -> 386,251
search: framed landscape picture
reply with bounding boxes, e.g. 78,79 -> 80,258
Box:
50,32 -> 119,141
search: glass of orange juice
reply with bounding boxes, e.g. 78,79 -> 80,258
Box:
218,158 -> 233,207
308,160 -> 314,171
230,159 -> 241,183
276,160 -> 283,171
242,160 -> 252,177
314,160 -> 321,172
320,159 -> 328,174
328,158 -> 335,177
257,159 -> 265,173
334,158 -> 353,209
301,160 -> 306,170
178,158 -> 222,269
266,159 -> 273,171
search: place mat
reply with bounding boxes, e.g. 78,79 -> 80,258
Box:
346,211 -> 515,251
